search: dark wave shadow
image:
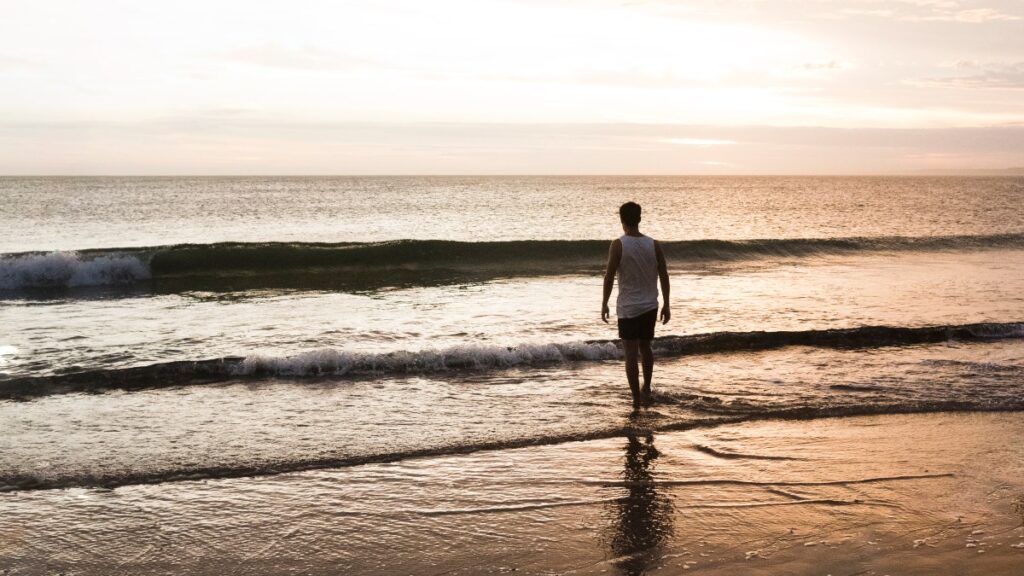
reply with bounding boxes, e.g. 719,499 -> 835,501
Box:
4,233 -> 1023,298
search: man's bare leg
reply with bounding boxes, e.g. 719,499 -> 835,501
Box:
640,339 -> 654,402
622,339 -> 641,407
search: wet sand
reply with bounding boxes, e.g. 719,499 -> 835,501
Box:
2,411 -> 1023,575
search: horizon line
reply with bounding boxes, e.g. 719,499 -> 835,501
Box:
2,172 -> 1022,178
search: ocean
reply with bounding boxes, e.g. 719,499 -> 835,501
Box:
1,175 -> 1023,487
1,176 -> 1023,573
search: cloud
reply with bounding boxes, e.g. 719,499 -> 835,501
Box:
837,0 -> 1020,23
798,60 -> 843,70
660,138 -> 737,147
641,0 -> 1021,23
840,8 -> 898,17
915,7 -> 1021,22
0,54 -> 37,70
916,61 -> 1024,87
211,43 -> 378,70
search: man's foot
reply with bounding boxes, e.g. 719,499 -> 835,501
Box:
641,387 -> 653,405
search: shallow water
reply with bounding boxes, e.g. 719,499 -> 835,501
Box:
3,338 -> 1021,490
3,412 -> 1022,575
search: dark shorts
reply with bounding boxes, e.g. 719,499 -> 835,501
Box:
617,308 -> 658,340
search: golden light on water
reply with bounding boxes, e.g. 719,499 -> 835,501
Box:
0,345 -> 16,365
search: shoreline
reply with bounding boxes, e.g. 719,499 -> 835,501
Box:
3,410 -> 1023,574
5,406 -> 1024,493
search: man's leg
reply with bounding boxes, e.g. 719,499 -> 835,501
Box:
622,339 -> 641,406
640,339 -> 653,399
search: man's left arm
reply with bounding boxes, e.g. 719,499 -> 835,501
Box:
655,241 -> 671,324
602,240 -> 622,323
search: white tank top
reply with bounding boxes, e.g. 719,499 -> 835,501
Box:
616,234 -> 659,319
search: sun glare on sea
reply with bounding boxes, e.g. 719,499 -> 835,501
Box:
0,345 -> 17,366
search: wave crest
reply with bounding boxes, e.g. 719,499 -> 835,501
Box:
0,252 -> 149,290
236,341 -> 622,376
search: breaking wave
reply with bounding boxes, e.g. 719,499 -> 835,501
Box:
0,252 -> 149,290
2,321 -> 1020,399
235,341 -> 620,376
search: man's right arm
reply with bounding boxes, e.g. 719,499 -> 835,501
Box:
601,240 -> 622,323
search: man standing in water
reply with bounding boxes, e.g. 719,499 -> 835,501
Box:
602,202 -> 671,408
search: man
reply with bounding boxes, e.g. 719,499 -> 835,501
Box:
601,202 -> 671,408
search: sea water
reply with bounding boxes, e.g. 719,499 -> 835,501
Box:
0,176 -> 1022,490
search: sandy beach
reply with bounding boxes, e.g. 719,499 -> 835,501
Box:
2,410 -> 1022,575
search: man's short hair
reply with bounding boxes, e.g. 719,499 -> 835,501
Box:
619,202 -> 641,227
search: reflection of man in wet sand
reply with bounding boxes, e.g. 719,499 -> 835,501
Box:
602,202 -> 671,408
608,430 -> 674,576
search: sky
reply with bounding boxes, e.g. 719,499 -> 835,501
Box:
1,0 -> 1022,174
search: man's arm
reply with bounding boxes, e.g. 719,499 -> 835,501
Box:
601,239 -> 622,323
655,240 -> 671,324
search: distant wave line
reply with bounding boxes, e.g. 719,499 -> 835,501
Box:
3,233 -> 1024,291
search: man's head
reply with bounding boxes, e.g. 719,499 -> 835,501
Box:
619,202 -> 641,229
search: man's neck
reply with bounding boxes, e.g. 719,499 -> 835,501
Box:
623,227 -> 642,236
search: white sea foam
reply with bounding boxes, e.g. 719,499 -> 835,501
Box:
235,341 -> 622,376
0,252 -> 150,290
